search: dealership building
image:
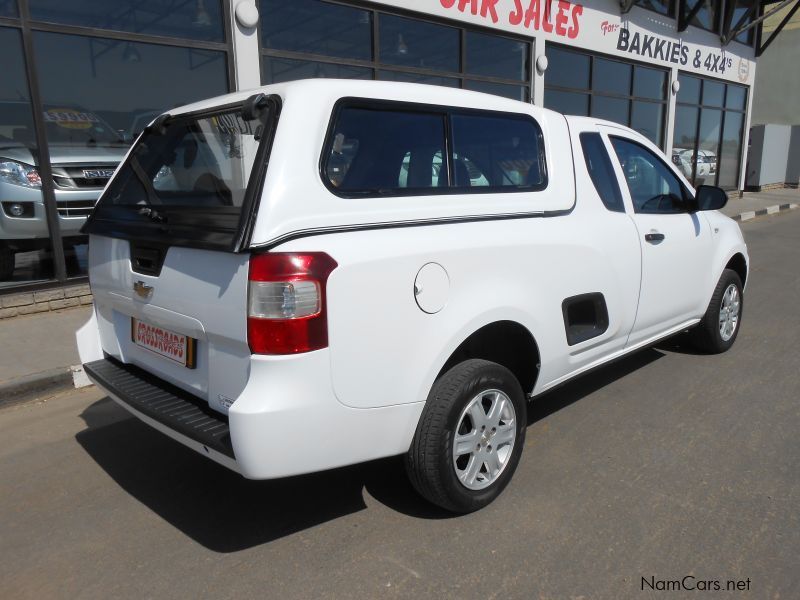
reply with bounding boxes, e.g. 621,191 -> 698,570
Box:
0,0 -> 792,297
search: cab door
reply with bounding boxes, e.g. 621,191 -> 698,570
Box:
601,129 -> 714,346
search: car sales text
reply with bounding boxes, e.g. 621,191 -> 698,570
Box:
440,0 -> 583,39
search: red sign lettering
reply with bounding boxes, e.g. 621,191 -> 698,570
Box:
449,0 -> 583,38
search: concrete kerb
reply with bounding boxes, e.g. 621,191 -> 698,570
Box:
732,203 -> 798,222
0,367 -> 74,408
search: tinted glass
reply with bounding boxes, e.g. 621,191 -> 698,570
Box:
379,15 -> 458,72
90,107 -> 269,249
0,26 -> 53,287
32,31 -> 228,276
463,80 -> 528,102
260,0 -> 371,61
673,105 -> 699,181
580,133 -> 624,212
703,80 -> 725,106
688,0 -> 718,31
732,0 -> 754,44
544,89 -> 589,116
378,70 -> 458,88
717,112 -> 743,189
465,31 -> 528,81
593,58 -> 631,95
451,114 -> 545,188
33,32 -> 227,135
592,96 -> 629,125
633,66 -> 666,100
264,58 -> 372,84
725,85 -> 746,110
697,108 -> 722,185
546,47 -> 589,90
324,107 -> 446,193
611,137 -> 688,214
0,1 -> 17,17
635,0 -> 670,14
677,75 -> 701,104
631,101 -> 664,147
29,0 -> 224,42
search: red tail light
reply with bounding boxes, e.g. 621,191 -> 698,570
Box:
247,252 -> 338,355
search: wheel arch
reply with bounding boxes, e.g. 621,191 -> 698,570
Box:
435,320 -> 541,396
725,252 -> 748,287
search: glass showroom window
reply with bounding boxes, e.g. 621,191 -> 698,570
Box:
544,45 -> 668,148
30,32 -> 228,280
259,0 -> 531,101
0,0 -> 232,291
27,0 -> 226,42
635,0 -> 672,16
0,26 -> 54,287
673,74 -> 747,189
684,0 -> 720,32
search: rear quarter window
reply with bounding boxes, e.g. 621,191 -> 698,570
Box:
322,101 -> 547,197
579,132 -> 625,213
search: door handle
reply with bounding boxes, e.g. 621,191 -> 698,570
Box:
645,232 -> 665,243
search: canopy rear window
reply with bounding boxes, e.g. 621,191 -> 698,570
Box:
85,98 -> 278,251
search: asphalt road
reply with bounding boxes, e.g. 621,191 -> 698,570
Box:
2,210 -> 799,599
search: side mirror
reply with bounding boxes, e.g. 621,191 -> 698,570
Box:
695,185 -> 728,211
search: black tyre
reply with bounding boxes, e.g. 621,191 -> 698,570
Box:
405,359 -> 527,513
689,268 -> 743,354
0,247 -> 14,281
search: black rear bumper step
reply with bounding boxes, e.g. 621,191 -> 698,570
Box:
83,358 -> 234,458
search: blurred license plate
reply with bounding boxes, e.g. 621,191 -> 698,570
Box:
131,317 -> 196,368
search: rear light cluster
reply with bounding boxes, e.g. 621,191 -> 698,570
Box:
247,252 -> 338,355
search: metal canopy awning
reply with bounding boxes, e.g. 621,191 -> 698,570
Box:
619,0 -> 799,56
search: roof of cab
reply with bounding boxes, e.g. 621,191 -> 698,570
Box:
166,78 -> 554,119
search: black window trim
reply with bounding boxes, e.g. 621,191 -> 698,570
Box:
318,96 -> 548,199
608,134 -> 696,214
579,132 -> 626,214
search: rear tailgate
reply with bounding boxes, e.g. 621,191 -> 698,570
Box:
84,96 -> 279,413
89,236 -> 250,412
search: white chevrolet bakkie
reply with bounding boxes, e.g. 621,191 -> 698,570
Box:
77,79 -> 748,513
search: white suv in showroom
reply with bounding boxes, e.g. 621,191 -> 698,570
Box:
77,80 -> 748,513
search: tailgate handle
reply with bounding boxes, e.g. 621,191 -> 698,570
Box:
130,242 -> 166,276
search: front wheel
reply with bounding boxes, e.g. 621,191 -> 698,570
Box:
405,359 -> 527,513
689,268 -> 743,354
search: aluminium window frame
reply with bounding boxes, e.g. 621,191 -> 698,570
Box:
257,0 -> 533,101
544,44 -> 670,150
675,72 -> 748,190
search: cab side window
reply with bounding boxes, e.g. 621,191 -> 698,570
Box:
580,132 -> 624,213
610,137 -> 690,214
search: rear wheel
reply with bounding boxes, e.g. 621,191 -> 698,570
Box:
0,247 -> 14,280
689,268 -> 743,354
405,359 -> 526,513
